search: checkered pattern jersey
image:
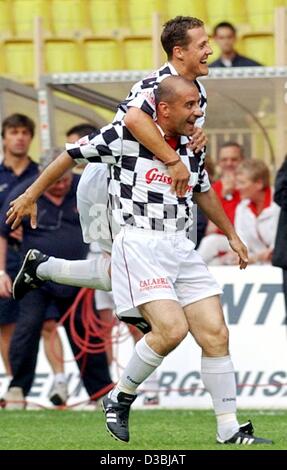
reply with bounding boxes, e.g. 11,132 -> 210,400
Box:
66,123 -> 210,233
114,62 -> 207,128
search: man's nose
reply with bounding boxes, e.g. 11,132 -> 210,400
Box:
207,44 -> 213,56
194,106 -> 203,117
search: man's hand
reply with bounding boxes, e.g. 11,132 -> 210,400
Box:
188,127 -> 208,153
228,236 -> 249,270
6,192 -> 37,230
0,272 -> 12,298
169,160 -> 190,197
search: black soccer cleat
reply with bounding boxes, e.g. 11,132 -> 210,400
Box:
102,391 -> 137,443
217,420 -> 273,445
13,249 -> 49,300
239,420 -> 254,435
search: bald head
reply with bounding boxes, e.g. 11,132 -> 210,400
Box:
155,76 -> 202,137
155,76 -> 198,106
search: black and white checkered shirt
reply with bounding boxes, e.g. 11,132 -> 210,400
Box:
67,123 -> 210,233
114,62 -> 207,128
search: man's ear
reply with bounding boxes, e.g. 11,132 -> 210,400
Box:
157,102 -> 169,118
173,45 -> 184,61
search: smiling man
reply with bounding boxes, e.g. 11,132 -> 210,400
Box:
6,76 -> 272,447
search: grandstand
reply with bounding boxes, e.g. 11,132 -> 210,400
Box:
0,0 -> 286,166
0,1 -> 287,451
0,0 -> 286,80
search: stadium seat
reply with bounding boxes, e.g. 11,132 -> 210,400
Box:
51,0 -> 89,36
124,38 -> 152,70
206,0 -> 247,28
167,0 -> 208,23
45,39 -> 84,72
89,0 -> 121,35
84,39 -> 123,71
12,0 -> 51,37
0,0 -> 13,39
0,42 -> 5,73
127,0 -> 164,34
4,40 -> 34,82
242,34 -> 274,66
245,0 -> 283,31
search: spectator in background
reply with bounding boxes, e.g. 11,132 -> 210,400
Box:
272,157 -> 287,317
0,170 -> 87,407
198,142 -> 243,263
66,124 -> 115,405
209,22 -> 262,68
66,123 -> 98,144
212,142 -> 243,226
234,160 -> 280,264
0,114 -> 64,394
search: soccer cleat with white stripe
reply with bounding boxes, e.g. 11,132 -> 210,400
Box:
217,421 -> 273,445
13,249 -> 49,300
102,391 -> 137,443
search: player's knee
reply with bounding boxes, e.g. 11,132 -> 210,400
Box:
163,323 -> 189,351
202,325 -> 229,355
216,324 -> 229,348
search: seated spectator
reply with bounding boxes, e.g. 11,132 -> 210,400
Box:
234,160 -> 280,264
209,22 -> 262,68
200,159 -> 280,265
198,142 -> 243,263
212,142 -> 243,229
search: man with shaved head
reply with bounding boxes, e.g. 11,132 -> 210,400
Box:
7,77 -> 271,445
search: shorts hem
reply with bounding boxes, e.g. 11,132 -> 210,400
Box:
181,288 -> 223,307
116,294 -> 178,315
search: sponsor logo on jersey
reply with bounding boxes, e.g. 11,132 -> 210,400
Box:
145,168 -> 192,191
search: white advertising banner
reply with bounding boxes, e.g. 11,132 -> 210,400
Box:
0,266 -> 286,409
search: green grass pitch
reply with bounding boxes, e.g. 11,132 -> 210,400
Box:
0,409 -> 285,450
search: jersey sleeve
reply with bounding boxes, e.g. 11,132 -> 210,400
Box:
126,88 -> 157,119
66,124 -> 124,165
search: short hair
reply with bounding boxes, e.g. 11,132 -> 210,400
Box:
1,113 -> 35,138
237,159 -> 270,188
66,123 -> 98,139
155,76 -> 197,106
213,22 -> 237,36
161,16 -> 204,59
219,141 -> 244,157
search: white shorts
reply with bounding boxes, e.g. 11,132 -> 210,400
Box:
95,289 -> 143,321
76,163 -> 120,253
112,227 -> 222,315
95,290 -> 115,310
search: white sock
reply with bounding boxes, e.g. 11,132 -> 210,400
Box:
37,253 -> 111,291
54,373 -> 66,384
110,336 -> 164,401
201,356 -> 239,441
143,369 -> 159,398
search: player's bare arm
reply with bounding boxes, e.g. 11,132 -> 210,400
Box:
6,151 -> 75,230
124,108 -> 191,197
193,187 -> 248,269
